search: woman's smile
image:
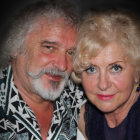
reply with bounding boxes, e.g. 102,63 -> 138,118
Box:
96,94 -> 116,101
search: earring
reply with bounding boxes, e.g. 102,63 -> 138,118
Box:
136,83 -> 140,92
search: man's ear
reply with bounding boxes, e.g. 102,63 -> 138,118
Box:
13,51 -> 19,58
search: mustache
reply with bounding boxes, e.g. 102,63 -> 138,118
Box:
27,67 -> 68,79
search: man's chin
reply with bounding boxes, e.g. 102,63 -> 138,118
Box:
32,78 -> 66,101
38,89 -> 62,101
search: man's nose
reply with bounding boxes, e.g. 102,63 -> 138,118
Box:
54,52 -> 67,71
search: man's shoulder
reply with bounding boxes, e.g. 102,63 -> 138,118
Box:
63,78 -> 84,93
0,67 -> 8,80
64,79 -> 84,94
51,79 -> 86,140
60,79 -> 86,107
0,67 -> 7,120
0,66 -> 11,111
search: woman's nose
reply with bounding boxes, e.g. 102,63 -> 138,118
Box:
98,72 -> 111,91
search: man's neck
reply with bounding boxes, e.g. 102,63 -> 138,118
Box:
19,88 -> 54,140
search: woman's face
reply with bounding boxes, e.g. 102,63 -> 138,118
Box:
82,42 -> 137,113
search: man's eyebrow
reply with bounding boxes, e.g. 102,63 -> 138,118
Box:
41,40 -> 60,46
68,48 -> 76,50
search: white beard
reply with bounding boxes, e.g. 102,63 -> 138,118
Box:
32,77 -> 68,101
27,67 -> 69,101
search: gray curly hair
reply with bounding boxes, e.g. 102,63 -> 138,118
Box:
0,0 -> 80,68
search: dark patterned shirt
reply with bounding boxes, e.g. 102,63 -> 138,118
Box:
0,65 -> 86,140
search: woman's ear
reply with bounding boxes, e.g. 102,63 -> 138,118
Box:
134,70 -> 140,92
134,70 -> 140,83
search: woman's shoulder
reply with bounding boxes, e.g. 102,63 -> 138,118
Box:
129,97 -> 140,115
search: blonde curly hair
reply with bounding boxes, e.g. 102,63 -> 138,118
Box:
72,9 -> 140,83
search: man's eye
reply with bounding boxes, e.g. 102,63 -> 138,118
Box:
67,50 -> 75,56
85,65 -> 96,74
45,46 -> 53,50
111,64 -> 122,72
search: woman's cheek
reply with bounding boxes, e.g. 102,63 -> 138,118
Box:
109,74 -> 128,91
82,73 -> 97,92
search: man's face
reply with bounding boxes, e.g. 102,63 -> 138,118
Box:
13,18 -> 77,100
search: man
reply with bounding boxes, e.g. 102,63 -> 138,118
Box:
0,0 -> 86,140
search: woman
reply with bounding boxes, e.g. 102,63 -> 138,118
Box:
72,9 -> 140,140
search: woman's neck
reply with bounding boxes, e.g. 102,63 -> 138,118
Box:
105,91 -> 139,128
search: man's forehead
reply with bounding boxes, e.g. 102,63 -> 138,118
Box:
25,17 -> 77,48
34,17 -> 75,31
33,18 -> 77,38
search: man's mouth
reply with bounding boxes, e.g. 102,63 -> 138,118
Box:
45,74 -> 63,82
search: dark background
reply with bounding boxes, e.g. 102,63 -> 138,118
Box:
0,0 -> 139,33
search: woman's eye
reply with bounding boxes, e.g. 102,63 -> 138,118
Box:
85,65 -> 96,74
111,64 -> 122,72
